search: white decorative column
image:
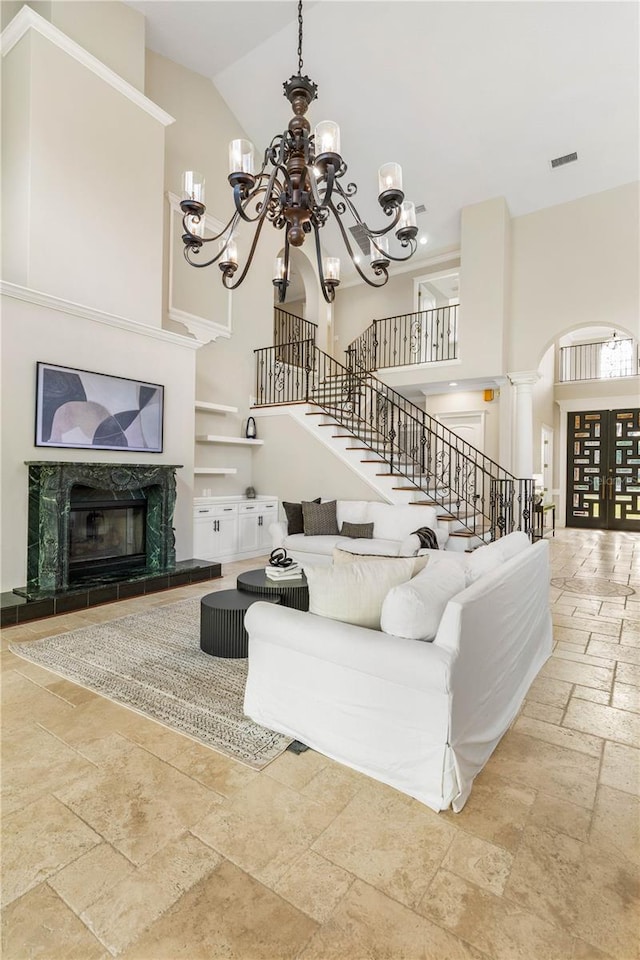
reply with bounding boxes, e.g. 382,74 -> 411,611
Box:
508,371 -> 540,478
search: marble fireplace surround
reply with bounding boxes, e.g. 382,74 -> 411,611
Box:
25,461 -> 182,597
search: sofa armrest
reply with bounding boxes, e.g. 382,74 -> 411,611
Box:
268,521 -> 287,549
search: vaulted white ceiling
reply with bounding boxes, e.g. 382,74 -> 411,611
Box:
128,1 -> 639,275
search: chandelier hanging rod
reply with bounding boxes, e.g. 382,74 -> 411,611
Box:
180,0 -> 419,304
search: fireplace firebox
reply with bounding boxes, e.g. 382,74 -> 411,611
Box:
69,487 -> 147,582
24,462 -> 182,597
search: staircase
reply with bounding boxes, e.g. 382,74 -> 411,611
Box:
254,337 -> 534,547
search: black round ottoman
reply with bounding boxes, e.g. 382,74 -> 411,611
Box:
200,589 -> 281,658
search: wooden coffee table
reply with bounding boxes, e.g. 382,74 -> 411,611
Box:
236,568 -> 309,611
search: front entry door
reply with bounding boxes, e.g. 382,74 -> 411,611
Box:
566,408 -> 640,531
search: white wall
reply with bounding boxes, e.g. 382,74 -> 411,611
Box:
424,390 -> 500,464
1,22 -> 167,327
510,182 -> 640,369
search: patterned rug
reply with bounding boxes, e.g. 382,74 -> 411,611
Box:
9,598 -> 291,769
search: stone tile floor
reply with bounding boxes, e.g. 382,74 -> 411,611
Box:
1,529 -> 639,959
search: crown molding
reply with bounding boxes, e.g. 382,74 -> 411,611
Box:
1,5 -> 174,127
167,307 -> 231,343
1,281 -> 203,350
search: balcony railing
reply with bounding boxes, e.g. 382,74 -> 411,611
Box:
559,338 -> 638,382
346,305 -> 458,373
274,308 -> 317,349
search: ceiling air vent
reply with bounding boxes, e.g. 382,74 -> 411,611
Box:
415,204 -> 427,215
550,151 -> 578,169
348,223 -> 371,256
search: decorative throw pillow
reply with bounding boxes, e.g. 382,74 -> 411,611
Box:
302,500 -> 339,536
333,548 -> 429,577
305,556 -> 417,629
340,521 -> 374,539
283,497 -> 320,535
380,559 -> 466,641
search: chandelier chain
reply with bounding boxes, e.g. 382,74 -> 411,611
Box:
297,0 -> 304,74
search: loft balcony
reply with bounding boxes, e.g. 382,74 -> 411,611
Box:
558,336 -> 639,383
346,305 -> 459,374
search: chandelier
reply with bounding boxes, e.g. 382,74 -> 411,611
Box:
180,0 -> 418,304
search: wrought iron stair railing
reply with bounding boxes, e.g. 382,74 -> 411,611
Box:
254,339 -> 533,540
347,304 -> 459,373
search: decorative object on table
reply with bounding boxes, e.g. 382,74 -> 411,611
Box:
178,1 -> 418,305
35,361 -> 163,452
411,526 -> 440,550
269,547 -> 294,568
245,416 -> 257,439
245,486 -> 256,499
9,598 -> 291,768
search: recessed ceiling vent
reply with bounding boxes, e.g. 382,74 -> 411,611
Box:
415,204 -> 427,215
550,151 -> 578,169
348,223 -> 371,256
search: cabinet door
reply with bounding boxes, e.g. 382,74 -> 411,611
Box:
193,518 -> 214,560
212,515 -> 237,558
238,514 -> 259,553
257,513 -> 273,551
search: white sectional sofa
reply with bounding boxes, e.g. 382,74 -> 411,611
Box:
244,533 -> 552,813
269,499 -> 450,566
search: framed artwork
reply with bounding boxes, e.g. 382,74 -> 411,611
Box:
35,362 -> 164,452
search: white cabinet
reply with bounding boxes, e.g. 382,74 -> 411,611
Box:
193,497 -> 278,562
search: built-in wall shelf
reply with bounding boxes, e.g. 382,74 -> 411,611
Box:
196,435 -> 264,446
195,401 -> 239,414
193,467 -> 238,475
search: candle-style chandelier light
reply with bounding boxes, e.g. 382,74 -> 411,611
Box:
180,0 -> 418,304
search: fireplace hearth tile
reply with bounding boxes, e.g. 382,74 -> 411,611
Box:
3,561 -> 222,626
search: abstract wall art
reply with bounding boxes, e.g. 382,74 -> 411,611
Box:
35,362 -> 164,452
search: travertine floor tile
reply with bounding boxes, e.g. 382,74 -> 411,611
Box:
539,657 -> 613,691
563,697 -> 640,747
599,740 -> 640,796
2,795 -> 101,907
124,722 -> 259,797
611,680 -> 640,713
1,670 -> 76,727
504,825 -> 639,958
191,773 -> 334,887
299,758 -> 368,816
616,661 -> 640,686
572,684 -> 610,705
588,637 -> 640,663
48,842 -> 135,914
521,700 -> 564,724
264,746 -> 330,791
590,784 -> 640,864
1,883 -> 107,960
513,715 -> 603,757
1,722 -> 98,816
55,736 -> 223,865
79,832 -> 223,955
300,879 -> 484,960
526,674 -> 573,708
527,792 -> 592,842
272,849 -> 355,922
440,771 -> 535,853
441,832 -> 514,896
487,731 -> 600,809
311,782 -> 455,909
418,869 -> 575,960
119,860 -> 318,960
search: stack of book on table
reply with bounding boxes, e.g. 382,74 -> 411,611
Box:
265,562 -> 303,581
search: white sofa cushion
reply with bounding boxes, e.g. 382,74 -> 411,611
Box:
336,500 -> 369,527
335,538 -> 403,557
366,502 -> 438,541
333,548 -> 429,576
380,559 -> 467,641
283,533 -> 345,554
499,531 -> 531,560
305,556 -> 417,629
465,539 -> 507,583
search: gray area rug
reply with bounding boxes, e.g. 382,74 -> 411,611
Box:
9,597 -> 291,769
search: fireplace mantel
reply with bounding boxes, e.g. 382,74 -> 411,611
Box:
25,461 -> 182,596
